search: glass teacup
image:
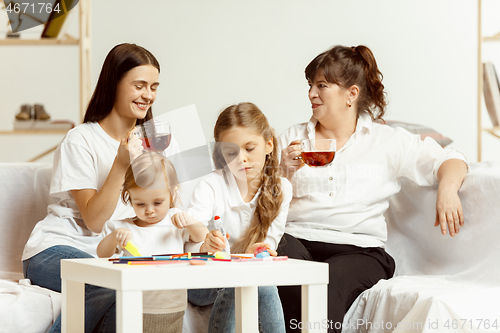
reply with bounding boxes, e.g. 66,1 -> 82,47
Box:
132,119 -> 171,153
300,139 -> 336,167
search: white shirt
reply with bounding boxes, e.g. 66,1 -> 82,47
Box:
277,113 -> 468,248
186,169 -> 293,250
22,122 -> 181,260
102,208 -> 187,314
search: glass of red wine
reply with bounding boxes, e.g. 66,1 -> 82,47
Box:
133,119 -> 171,153
300,139 -> 336,167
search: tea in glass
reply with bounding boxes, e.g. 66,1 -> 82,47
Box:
133,119 -> 171,153
301,139 -> 336,167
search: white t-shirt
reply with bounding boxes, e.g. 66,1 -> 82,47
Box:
277,113 -> 468,248
186,169 -> 293,250
102,208 -> 188,314
22,122 -> 181,260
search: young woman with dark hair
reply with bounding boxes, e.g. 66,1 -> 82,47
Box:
83,43 -> 159,124
21,43 -> 175,333
277,45 -> 468,332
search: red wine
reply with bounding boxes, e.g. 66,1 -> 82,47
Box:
141,134 -> 171,152
301,151 -> 335,167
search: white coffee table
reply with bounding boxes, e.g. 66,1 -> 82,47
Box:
61,258 -> 328,333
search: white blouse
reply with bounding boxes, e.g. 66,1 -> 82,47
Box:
186,169 -> 293,250
277,113 -> 468,248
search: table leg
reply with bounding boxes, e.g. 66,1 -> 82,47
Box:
301,284 -> 328,333
235,286 -> 259,333
62,278 -> 85,333
116,290 -> 143,333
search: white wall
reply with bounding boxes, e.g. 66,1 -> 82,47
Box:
480,0 -> 500,161
1,0 -> 498,163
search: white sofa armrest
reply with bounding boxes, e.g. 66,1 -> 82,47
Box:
384,161 -> 500,285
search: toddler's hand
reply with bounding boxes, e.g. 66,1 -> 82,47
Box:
247,243 -> 277,256
113,228 -> 132,248
172,212 -> 196,229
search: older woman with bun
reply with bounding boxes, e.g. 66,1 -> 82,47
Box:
277,45 -> 468,332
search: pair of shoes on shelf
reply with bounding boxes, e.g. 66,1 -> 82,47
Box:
15,104 -> 32,120
15,104 -> 51,121
34,104 -> 51,120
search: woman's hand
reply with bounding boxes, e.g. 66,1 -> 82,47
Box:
127,131 -> 144,162
200,230 -> 230,253
435,159 -> 467,237
435,187 -> 464,237
281,140 -> 304,180
72,131 -> 144,234
115,130 -> 143,169
247,243 -> 277,257
113,228 -> 132,248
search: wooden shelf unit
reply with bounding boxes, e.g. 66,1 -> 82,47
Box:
0,37 -> 79,45
0,129 -> 70,161
483,126 -> 500,140
0,130 -> 71,135
477,0 -> 500,162
483,32 -> 500,42
0,0 -> 91,162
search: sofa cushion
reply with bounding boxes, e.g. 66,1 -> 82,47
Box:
344,276 -> 500,332
0,279 -> 60,333
385,120 -> 452,147
0,163 -> 55,279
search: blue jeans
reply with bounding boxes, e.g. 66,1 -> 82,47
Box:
23,245 -> 116,333
188,287 -> 285,333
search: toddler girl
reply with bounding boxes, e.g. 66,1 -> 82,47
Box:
97,152 -> 208,333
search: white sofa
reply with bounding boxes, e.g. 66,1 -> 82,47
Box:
344,161 -> 500,333
0,163 -> 208,333
1,161 -> 500,333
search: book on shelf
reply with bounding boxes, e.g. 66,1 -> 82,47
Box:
483,62 -> 500,127
41,0 -> 78,38
14,119 -> 75,131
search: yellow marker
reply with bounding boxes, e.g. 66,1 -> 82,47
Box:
124,241 -> 142,257
187,252 -> 192,259
215,251 -> 231,259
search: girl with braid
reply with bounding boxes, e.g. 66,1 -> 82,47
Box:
184,102 -> 292,333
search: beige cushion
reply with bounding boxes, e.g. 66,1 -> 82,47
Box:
0,163 -> 55,280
